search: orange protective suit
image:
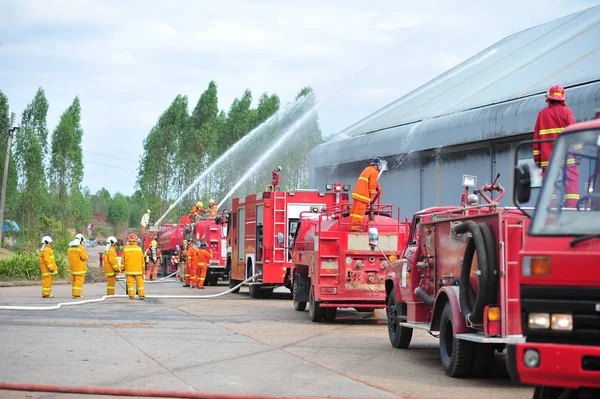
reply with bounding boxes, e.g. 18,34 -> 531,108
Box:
144,247 -> 162,280
123,242 -> 145,299
186,246 -> 198,287
103,245 -> 120,295
68,244 -> 88,298
208,204 -> 218,217
349,165 -> 380,231
196,248 -> 213,288
39,245 -> 58,297
189,205 -> 207,220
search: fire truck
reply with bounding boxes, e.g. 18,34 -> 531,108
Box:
385,175 -> 530,377
157,215 -> 228,284
290,191 -> 409,321
226,183 -> 350,298
507,115 -> 600,398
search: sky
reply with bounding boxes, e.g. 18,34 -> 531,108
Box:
0,0 -> 597,196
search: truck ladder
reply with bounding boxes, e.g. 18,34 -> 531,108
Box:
273,191 -> 287,263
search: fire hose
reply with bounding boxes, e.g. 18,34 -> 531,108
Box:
0,273 -> 260,311
0,382 -> 388,399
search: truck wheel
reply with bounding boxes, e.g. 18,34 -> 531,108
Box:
324,307 -> 337,322
260,288 -> 274,298
439,302 -> 474,377
249,284 -> 262,299
532,386 -> 568,399
387,291 -> 413,349
208,274 -> 219,286
293,277 -> 307,311
471,343 -> 495,377
308,289 -> 323,322
228,270 -> 240,294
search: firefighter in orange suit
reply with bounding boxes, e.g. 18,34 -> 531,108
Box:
39,236 -> 58,298
123,234 -> 145,299
349,157 -> 388,231
196,241 -> 213,289
189,201 -> 207,222
104,236 -> 121,295
68,233 -> 88,299
144,240 -> 162,281
533,85 -> 579,208
186,241 -> 199,287
208,199 -> 218,217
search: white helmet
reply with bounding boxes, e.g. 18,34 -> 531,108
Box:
75,233 -> 86,243
41,236 -> 53,245
107,236 -> 117,245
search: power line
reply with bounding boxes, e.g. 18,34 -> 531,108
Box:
83,150 -> 139,164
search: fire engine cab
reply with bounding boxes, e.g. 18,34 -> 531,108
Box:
226,183 -> 350,298
508,114 -> 600,399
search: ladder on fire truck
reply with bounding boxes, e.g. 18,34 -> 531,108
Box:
273,191 -> 287,263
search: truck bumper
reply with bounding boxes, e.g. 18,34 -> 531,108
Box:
508,342 -> 600,389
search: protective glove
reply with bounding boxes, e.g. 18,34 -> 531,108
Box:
52,269 -> 58,275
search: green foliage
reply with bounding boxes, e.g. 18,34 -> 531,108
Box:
91,188 -> 112,214
0,251 -> 70,281
108,193 -> 130,227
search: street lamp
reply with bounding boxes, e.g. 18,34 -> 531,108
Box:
0,112 -> 19,248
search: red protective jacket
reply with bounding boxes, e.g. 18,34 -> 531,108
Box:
533,102 -> 576,173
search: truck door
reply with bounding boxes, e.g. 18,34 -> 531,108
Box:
256,204 -> 264,263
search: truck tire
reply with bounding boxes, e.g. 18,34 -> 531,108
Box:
208,273 -> 219,286
249,284 -> 262,298
532,386 -> 568,399
455,221 -> 490,324
308,288 -> 323,322
471,343 -> 495,377
439,302 -> 474,377
324,307 -> 337,322
387,291 -> 413,349
293,274 -> 307,311
229,278 -> 241,293
260,288 -> 274,298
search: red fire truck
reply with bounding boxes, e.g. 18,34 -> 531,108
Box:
385,175 -> 530,377
226,183 -> 350,298
508,116 -> 600,398
290,195 -> 409,322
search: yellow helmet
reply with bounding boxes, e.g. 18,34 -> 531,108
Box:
196,201 -> 203,207
151,240 -> 157,247
209,199 -> 215,204
146,209 -> 151,213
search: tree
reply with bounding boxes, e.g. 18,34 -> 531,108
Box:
91,188 -> 112,214
49,97 -> 84,221
108,193 -> 130,227
0,91 -> 18,220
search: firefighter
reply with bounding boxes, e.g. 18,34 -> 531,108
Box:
39,236 -> 58,298
144,240 -> 162,281
267,166 -> 282,192
140,209 -> 151,232
104,236 -> 121,295
68,233 -> 88,299
180,240 -> 189,285
172,245 -> 180,277
196,241 -> 213,289
185,241 -> 199,288
123,233 -> 145,299
349,157 -> 388,232
208,199 -> 218,217
189,201 -> 207,222
533,85 -> 580,208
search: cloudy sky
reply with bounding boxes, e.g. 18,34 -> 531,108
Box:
0,0 -> 596,195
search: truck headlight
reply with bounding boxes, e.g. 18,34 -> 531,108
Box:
528,313 -> 550,329
523,349 -> 540,368
551,314 -> 573,331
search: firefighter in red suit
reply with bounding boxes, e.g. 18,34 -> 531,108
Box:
269,166 -> 281,192
533,85 -> 580,208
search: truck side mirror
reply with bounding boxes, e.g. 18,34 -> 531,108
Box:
514,163 -> 532,204
277,232 -> 285,246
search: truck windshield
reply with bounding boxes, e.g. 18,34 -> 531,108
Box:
530,129 -> 600,236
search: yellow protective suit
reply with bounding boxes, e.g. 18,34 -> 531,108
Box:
103,245 -> 121,295
39,245 -> 58,297
68,244 -> 88,298
123,243 -> 145,299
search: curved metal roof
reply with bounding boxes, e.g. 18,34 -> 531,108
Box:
311,6 -> 600,169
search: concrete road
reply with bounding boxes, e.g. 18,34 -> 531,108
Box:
0,280 -> 533,399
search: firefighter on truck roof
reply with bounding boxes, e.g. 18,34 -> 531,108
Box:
533,84 -> 580,208
349,157 -> 387,232
208,199 -> 218,217
189,201 -> 207,222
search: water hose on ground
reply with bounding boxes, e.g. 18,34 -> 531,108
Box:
0,274 -> 259,311
0,382 -> 381,399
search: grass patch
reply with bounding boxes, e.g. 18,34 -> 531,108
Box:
0,251 -> 71,281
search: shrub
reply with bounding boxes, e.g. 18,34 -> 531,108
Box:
0,251 -> 70,281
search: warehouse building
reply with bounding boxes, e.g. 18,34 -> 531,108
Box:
309,6 -> 600,217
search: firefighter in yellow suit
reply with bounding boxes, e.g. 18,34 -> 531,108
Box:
123,234 -> 146,300
104,236 -> 121,295
39,236 -> 58,298
68,233 -> 88,299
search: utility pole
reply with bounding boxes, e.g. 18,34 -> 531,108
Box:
0,112 -> 16,248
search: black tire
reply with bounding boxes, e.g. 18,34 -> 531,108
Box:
308,288 -> 323,322
324,307 -> 337,322
228,278 -> 241,293
292,276 -> 307,311
249,284 -> 262,299
208,274 -> 219,286
387,291 -> 413,349
471,343 -> 495,377
439,302 -> 474,377
455,221 -> 489,324
533,386 -> 569,399
260,288 -> 274,298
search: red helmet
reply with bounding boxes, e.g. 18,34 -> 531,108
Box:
127,233 -> 138,242
546,85 -> 566,101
